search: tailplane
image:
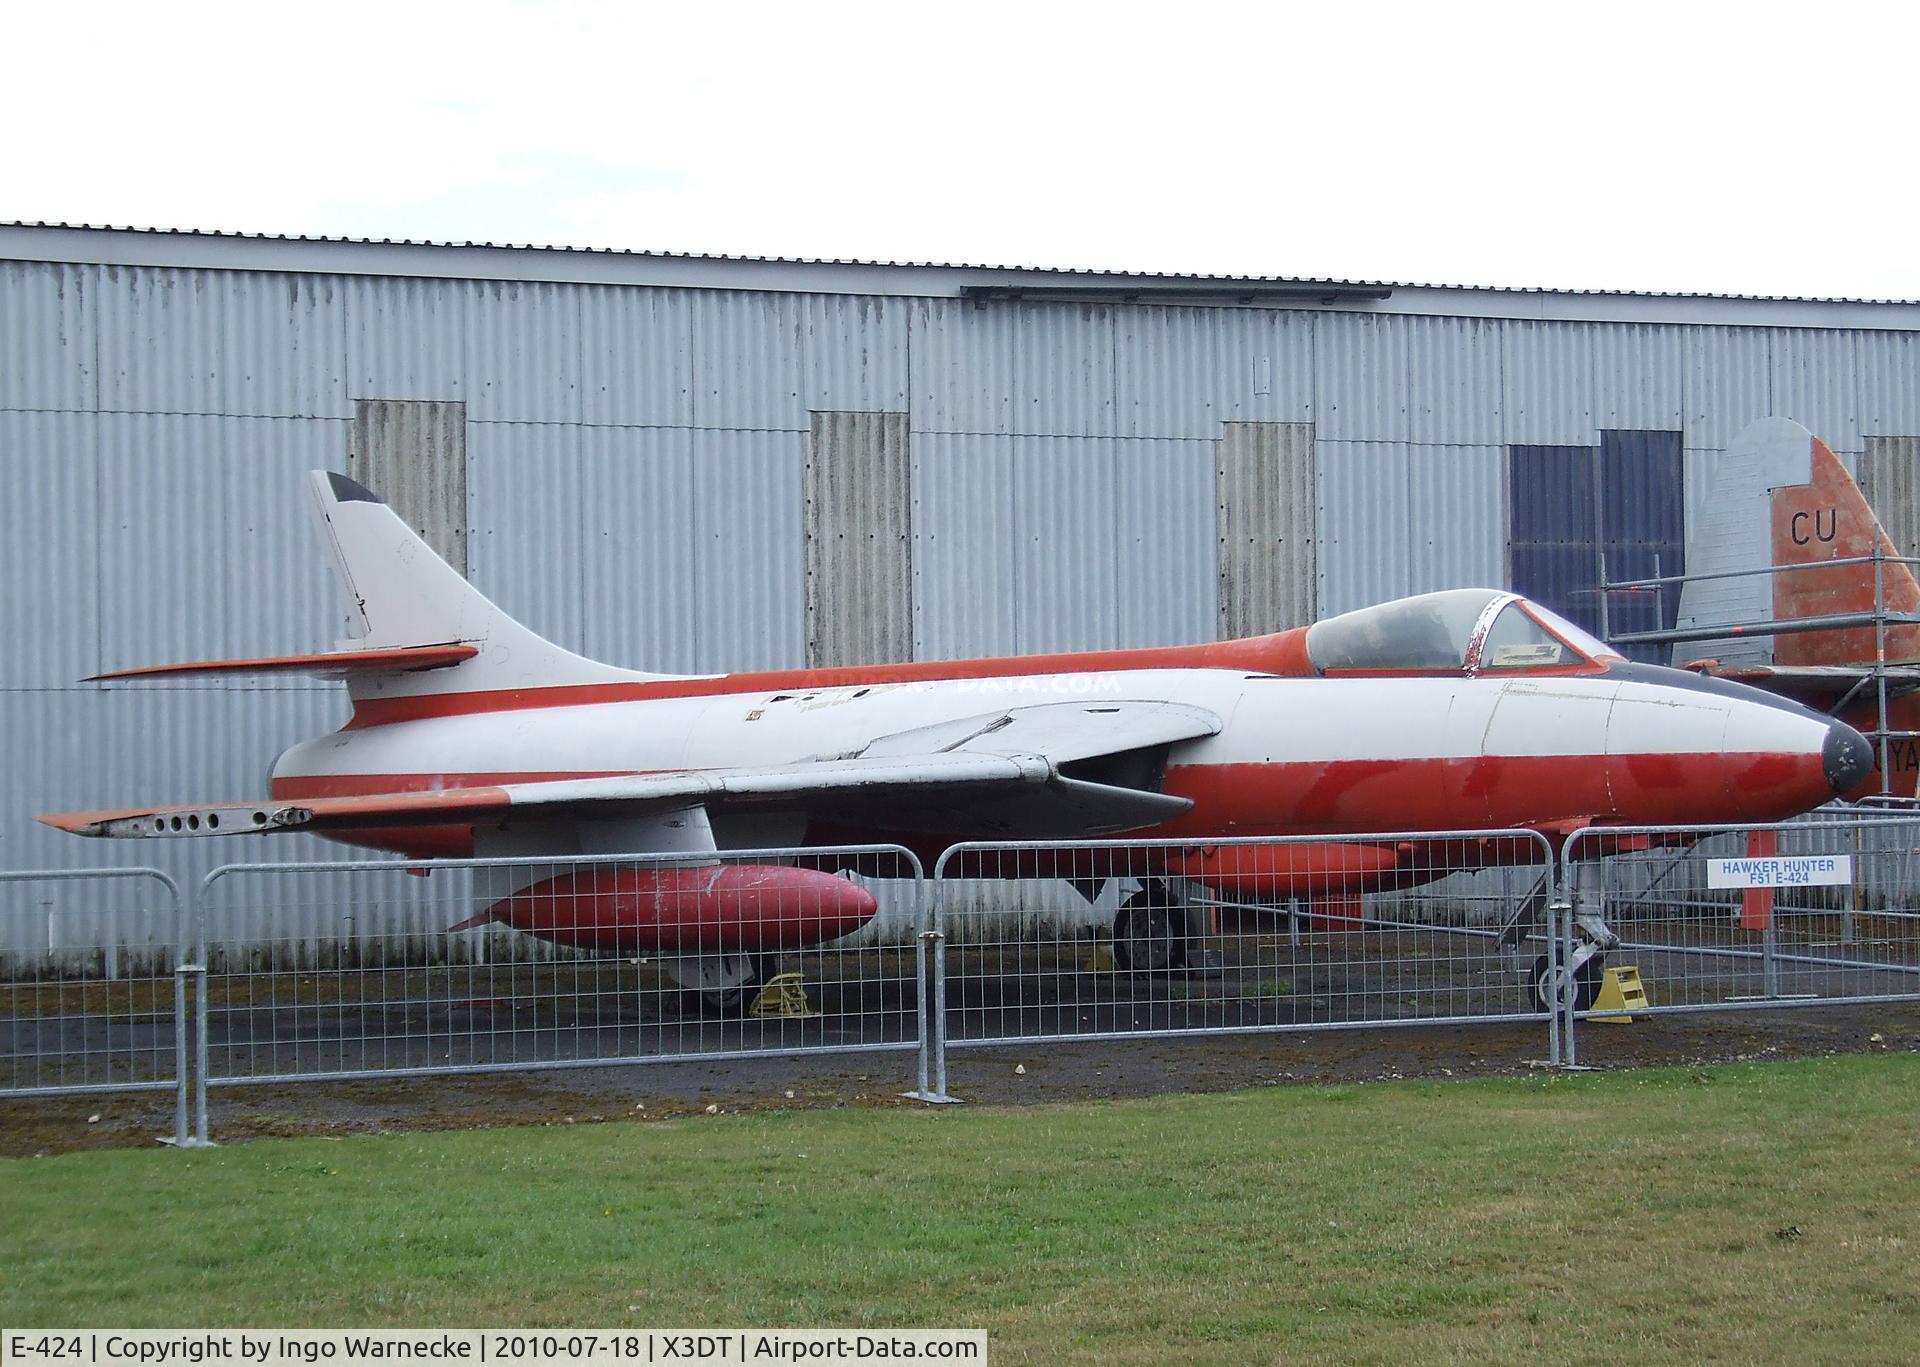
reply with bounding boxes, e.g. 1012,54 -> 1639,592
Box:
89,471 -> 681,700
306,470 -> 665,699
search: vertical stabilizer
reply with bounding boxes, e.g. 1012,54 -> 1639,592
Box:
1675,420 -> 1920,668
307,470 -> 681,699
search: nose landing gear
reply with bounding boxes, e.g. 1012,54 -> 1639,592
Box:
1499,869 -> 1619,1014
1530,949 -> 1603,1014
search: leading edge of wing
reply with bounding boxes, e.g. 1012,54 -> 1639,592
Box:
38,752 -> 1060,839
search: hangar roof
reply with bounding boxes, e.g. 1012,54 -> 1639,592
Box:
6,220 -> 1920,331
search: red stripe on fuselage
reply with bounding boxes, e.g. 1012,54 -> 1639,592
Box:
1155,750 -> 1827,835
343,632 -> 1316,728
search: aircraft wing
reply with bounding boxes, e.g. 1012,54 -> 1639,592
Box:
41,700 -> 1221,842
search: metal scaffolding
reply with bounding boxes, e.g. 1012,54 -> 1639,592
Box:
1598,545 -> 1920,797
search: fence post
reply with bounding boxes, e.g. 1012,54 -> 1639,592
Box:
191,960 -> 211,1145
1544,839 -> 1565,1067
1560,890 -> 1580,1068
932,922 -> 950,1101
171,962 -> 191,1146
1549,832 -> 1581,1069
912,926 -> 931,1098
929,855 -> 953,1102
177,872 -> 214,1147
900,863 -> 957,1104
166,871 -> 191,1148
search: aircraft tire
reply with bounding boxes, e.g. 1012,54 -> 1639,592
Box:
1113,887 -> 1188,972
1529,952 -> 1602,1014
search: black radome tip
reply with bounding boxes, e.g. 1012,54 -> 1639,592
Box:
1823,722 -> 1875,795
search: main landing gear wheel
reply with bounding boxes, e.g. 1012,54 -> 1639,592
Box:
1530,952 -> 1602,1014
1113,882 -> 1189,972
671,953 -> 765,1012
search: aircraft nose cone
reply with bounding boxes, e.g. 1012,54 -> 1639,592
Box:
1823,721 -> 1875,796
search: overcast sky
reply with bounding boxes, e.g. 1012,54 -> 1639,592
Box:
5,1 -> 1911,299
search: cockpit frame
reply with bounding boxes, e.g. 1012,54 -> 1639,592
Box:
1304,588 -> 1623,679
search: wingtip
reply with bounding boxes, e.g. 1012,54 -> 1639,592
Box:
36,811 -> 105,836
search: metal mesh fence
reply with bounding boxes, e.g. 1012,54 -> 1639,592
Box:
1565,814 -> 1920,1029
0,868 -> 184,1103
931,832 -> 1558,1055
18,813 -> 1920,1146
195,846 -> 925,1089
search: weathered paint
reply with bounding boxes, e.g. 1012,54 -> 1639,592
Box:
1681,420 -> 1920,671
1858,435 -> 1920,561
805,411 -> 912,666
1216,421 -> 1315,636
1770,433 -> 1920,667
349,399 -> 468,574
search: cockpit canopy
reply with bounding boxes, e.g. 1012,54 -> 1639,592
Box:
1304,589 -> 1622,675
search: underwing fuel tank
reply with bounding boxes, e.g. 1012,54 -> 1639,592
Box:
463,864 -> 880,953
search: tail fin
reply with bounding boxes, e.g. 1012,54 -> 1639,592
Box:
1675,419 -> 1920,669
309,470 -> 670,699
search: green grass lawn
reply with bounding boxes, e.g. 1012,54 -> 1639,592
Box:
4,1056 -> 1918,1365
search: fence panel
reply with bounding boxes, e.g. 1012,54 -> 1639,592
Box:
929,831 -> 1559,1071
194,846 -> 926,1105
1,869 -> 186,1126
1563,813 -> 1920,1052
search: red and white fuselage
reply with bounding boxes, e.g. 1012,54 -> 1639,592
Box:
44,471 -> 1873,964
267,644 -> 1862,859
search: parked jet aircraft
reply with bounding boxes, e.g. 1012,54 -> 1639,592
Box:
42,469 -> 1872,1007
1673,417 -> 1920,797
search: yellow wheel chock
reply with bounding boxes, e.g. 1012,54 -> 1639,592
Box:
749,972 -> 820,1019
1590,965 -> 1650,1023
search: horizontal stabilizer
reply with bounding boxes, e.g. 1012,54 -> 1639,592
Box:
89,644 -> 478,682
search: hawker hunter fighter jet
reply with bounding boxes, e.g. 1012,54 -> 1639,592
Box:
42,469 -> 1872,1006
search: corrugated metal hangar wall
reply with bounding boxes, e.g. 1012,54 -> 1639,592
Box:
6,223 -> 1920,903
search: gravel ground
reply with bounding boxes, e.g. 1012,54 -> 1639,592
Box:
6,998 -> 1916,1157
